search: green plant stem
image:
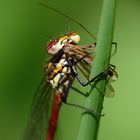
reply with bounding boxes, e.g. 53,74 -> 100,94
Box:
77,0 -> 116,140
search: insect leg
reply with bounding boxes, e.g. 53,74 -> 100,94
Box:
62,77 -> 74,103
109,64 -> 116,70
71,86 -> 87,96
111,42 -> 117,57
65,102 -> 104,117
66,58 -> 108,86
108,64 -> 118,81
90,42 -> 117,56
62,79 -> 104,117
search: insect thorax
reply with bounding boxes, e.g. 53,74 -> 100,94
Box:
45,54 -> 71,93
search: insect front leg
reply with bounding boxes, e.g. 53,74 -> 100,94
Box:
89,42 -> 117,56
66,58 -> 108,86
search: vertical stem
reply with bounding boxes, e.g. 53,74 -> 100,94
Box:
77,0 -> 116,140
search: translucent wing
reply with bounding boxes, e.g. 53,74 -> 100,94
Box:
64,44 -> 95,82
105,82 -> 115,97
105,65 -> 118,97
64,44 -> 117,98
23,77 -> 54,140
23,51 -> 72,140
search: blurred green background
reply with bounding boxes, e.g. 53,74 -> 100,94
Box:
0,0 -> 140,140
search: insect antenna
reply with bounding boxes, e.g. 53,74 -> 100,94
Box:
39,2 -> 97,40
45,34 -> 54,40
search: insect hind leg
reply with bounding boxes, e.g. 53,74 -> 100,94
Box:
61,76 -> 104,117
62,83 -> 104,118
65,102 -> 105,118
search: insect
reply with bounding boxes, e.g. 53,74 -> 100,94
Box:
23,2 -> 118,140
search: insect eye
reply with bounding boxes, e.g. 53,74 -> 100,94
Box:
67,32 -> 80,44
47,40 -> 58,50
